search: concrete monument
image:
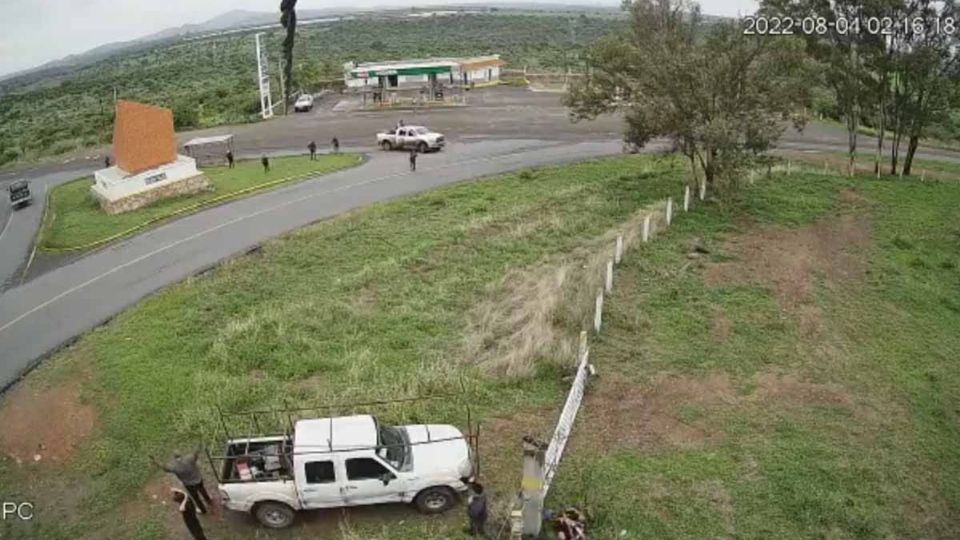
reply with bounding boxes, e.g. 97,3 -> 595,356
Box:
92,100 -> 210,214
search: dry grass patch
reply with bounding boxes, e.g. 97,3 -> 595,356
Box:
465,202 -> 672,377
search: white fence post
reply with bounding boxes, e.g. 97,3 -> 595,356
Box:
748,170 -> 755,185
615,235 -> 623,264
605,260 -> 613,294
666,198 -> 673,226
699,180 -> 706,201
542,331 -> 592,497
642,215 -> 651,243
683,185 -> 690,212
921,169 -> 926,182
594,289 -> 603,333
786,161 -> 791,175
824,160 -> 828,174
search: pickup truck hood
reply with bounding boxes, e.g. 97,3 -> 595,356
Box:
403,424 -> 472,478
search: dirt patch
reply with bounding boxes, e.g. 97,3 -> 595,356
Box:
750,372 -> 856,411
575,373 -> 735,451
573,369 -> 871,453
704,212 -> 872,311
0,378 -> 97,464
711,310 -> 732,342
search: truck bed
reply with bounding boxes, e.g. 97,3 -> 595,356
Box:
221,436 -> 293,483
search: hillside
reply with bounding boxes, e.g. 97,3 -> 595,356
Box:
0,12 -> 623,167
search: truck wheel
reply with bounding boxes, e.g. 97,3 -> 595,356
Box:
381,140 -> 393,151
254,501 -> 295,529
417,142 -> 428,153
414,486 -> 455,514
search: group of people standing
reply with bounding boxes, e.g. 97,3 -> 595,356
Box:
220,137 -> 341,174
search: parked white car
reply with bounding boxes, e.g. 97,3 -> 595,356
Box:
293,94 -> 314,112
217,414 -> 473,529
377,126 -> 446,153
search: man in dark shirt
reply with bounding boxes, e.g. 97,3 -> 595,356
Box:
171,488 -> 208,540
152,449 -> 213,514
226,150 -> 235,168
409,148 -> 418,172
466,481 -> 488,536
308,140 -> 317,160
331,137 -> 340,154
261,155 -> 270,173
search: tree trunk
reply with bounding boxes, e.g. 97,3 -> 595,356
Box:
903,135 -> 919,176
846,108 -> 858,177
874,74 -> 887,177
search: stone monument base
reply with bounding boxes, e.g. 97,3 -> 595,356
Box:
91,154 -> 212,214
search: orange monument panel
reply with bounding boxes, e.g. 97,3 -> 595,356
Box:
112,100 -> 177,175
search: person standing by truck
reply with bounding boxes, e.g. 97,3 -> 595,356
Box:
152,450 -> 213,514
226,150 -> 235,168
409,148 -> 418,172
465,481 -> 488,536
171,488 -> 208,540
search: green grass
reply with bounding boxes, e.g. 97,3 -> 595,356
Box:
549,171 -> 960,538
7,156 -> 960,539
1,155 -> 686,540
39,154 -> 361,251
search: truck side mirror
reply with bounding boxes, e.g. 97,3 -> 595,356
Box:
381,473 -> 394,486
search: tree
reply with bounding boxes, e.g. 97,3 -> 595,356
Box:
565,0 -> 809,193
280,0 -> 299,115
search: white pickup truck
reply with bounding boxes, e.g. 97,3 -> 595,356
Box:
217,414 -> 473,528
377,125 -> 446,153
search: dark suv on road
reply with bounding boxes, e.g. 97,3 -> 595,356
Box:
8,180 -> 32,210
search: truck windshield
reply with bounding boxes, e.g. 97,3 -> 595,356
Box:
377,425 -> 408,469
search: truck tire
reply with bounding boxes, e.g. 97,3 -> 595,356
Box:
381,140 -> 393,151
414,486 -> 455,514
417,141 -> 428,153
253,501 -> 295,529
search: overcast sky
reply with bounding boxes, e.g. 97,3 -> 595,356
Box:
0,0 -> 759,76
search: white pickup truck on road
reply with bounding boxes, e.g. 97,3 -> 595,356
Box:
217,414 -> 473,528
377,125 -> 446,153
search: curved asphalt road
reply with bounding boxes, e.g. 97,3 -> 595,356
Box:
0,138 -> 629,390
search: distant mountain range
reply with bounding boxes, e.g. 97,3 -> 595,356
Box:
0,3 -> 621,90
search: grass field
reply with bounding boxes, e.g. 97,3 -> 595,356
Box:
38,153 -> 361,251
0,155 -> 686,540
2,155 -> 958,539
549,170 -> 960,538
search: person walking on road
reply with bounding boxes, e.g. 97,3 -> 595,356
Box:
409,148 -> 418,172
171,488 -> 208,540
308,140 -> 317,160
261,155 -> 270,173
226,150 -> 235,168
331,137 -> 340,154
152,449 -> 213,514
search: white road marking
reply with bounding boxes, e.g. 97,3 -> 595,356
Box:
0,212 -> 12,244
0,143 -> 614,335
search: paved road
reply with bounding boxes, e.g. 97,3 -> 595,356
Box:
0,138 -> 634,391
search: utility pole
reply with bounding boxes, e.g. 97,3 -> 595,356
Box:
514,436 -> 547,538
255,33 -> 274,119
279,60 -> 287,116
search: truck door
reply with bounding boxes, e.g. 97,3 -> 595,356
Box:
341,456 -> 405,506
297,457 -> 343,509
396,128 -> 408,149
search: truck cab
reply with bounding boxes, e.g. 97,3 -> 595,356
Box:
8,180 -> 32,209
218,414 -> 473,529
